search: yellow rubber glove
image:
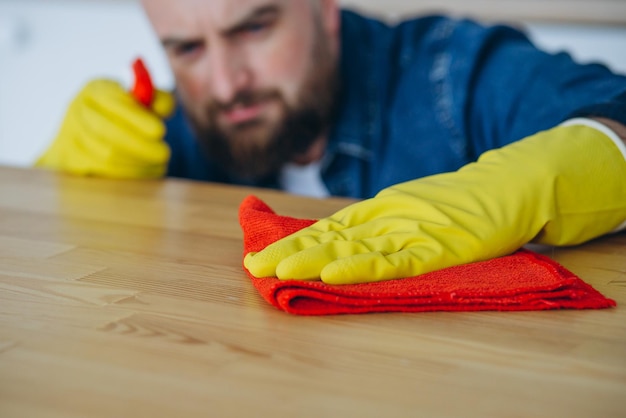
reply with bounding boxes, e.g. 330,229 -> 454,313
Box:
244,122 -> 626,284
35,79 -> 175,179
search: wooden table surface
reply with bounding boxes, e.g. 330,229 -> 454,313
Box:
1,165 -> 625,418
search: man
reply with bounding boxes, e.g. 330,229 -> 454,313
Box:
37,0 -> 626,284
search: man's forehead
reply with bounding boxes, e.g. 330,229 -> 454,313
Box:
141,0 -> 292,33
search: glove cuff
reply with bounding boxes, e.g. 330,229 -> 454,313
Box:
561,118 -> 626,161
560,118 -> 626,233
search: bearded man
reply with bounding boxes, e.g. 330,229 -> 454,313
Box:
36,0 -> 626,284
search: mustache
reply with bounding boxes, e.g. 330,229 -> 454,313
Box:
210,89 -> 281,113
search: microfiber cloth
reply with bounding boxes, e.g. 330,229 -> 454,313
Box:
239,195 -> 616,316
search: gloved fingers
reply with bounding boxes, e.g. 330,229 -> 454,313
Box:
329,194 -> 459,229
319,246 -> 448,284
312,217 -> 429,244
265,201 -> 420,244
91,162 -> 166,179
269,230 -> 433,281
319,234 -> 519,284
75,101 -> 170,165
151,88 -> 176,119
243,232 -> 325,278
274,239 -> 388,280
244,217 -> 442,279
272,194 -> 445,242
275,215 -> 352,241
61,141 -> 166,178
80,80 -> 168,139
34,136 -> 69,168
242,218 -> 385,278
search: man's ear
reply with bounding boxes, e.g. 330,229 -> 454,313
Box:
318,0 -> 340,37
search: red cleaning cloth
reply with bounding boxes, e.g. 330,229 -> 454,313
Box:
239,195 -> 616,316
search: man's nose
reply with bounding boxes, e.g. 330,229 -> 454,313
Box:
208,45 -> 252,104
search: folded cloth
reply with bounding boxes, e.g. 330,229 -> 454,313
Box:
239,195 -> 616,316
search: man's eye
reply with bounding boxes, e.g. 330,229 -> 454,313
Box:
235,20 -> 274,39
175,42 -> 202,56
243,23 -> 267,34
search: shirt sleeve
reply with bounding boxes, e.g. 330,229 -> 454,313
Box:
452,19 -> 626,157
567,90 -> 626,127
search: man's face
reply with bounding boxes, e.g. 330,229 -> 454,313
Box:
141,0 -> 340,179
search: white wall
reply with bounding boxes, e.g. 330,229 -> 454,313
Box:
523,22 -> 626,74
1,0 -> 625,167
0,0 -> 172,167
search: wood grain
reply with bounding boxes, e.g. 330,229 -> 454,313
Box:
0,166 -> 625,418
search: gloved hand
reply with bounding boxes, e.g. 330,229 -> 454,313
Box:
244,122 -> 626,284
35,79 -> 175,179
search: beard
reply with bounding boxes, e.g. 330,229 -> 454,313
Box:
183,27 -> 339,181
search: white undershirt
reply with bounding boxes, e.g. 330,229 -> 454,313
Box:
279,161 -> 330,198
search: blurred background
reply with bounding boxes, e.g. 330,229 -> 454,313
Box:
1,0 -> 625,167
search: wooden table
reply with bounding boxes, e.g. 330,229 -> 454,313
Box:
1,165 -> 624,417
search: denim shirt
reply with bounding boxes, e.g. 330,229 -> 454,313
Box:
164,10 -> 626,198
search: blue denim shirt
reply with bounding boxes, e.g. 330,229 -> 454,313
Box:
164,10 -> 626,198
